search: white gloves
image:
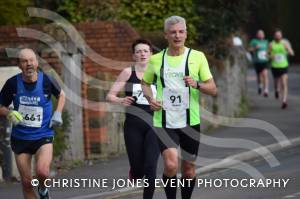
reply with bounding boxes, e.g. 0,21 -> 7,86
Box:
7,110 -> 23,126
49,111 -> 63,128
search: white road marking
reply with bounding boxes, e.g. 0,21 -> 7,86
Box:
283,191 -> 300,198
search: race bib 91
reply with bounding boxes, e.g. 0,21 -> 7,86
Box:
274,54 -> 285,63
18,105 -> 43,128
163,87 -> 189,111
132,84 -> 156,105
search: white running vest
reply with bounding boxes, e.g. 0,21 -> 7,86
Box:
163,48 -> 189,128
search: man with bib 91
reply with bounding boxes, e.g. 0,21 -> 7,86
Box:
0,48 -> 65,199
142,16 -> 217,199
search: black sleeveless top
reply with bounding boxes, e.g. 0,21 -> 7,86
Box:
124,66 -> 152,114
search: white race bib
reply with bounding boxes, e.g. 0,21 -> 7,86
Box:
163,87 -> 189,111
258,50 -> 267,60
274,54 -> 285,63
18,104 -> 43,128
132,84 -> 156,105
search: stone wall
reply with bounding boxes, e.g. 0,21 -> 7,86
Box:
201,47 -> 249,129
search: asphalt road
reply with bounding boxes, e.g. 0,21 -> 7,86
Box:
116,144 -> 300,199
195,144 -> 300,199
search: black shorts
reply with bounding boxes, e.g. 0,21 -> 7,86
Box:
11,136 -> 53,154
271,68 -> 288,78
254,62 -> 268,74
155,125 -> 200,161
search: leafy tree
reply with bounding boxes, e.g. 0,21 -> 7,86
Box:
118,0 -> 200,45
3,0 -> 297,60
194,0 -> 254,57
0,0 -> 32,25
32,0 -> 63,11
57,0 -> 120,23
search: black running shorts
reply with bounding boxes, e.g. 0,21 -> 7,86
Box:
11,136 -> 53,154
155,125 -> 200,161
271,67 -> 288,78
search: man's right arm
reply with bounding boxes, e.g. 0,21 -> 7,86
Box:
141,80 -> 154,102
141,80 -> 162,111
0,105 -> 9,117
142,62 -> 162,111
284,41 -> 295,56
141,59 -> 155,101
0,79 -> 23,125
0,79 -> 14,117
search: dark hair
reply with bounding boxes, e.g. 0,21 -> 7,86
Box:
131,39 -> 153,53
274,28 -> 282,33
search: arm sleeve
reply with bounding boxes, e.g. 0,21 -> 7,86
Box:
0,78 -> 15,107
198,52 -> 213,81
44,74 -> 61,99
142,58 -> 155,84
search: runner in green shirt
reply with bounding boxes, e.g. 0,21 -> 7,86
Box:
142,16 -> 217,199
269,29 -> 294,109
249,30 -> 269,97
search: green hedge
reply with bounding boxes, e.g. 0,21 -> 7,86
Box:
52,97 -> 72,157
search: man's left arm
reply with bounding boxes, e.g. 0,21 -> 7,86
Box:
48,74 -> 65,127
55,90 -> 65,112
50,90 -> 65,128
184,51 -> 217,96
284,42 -> 295,56
197,78 -> 217,96
184,76 -> 217,96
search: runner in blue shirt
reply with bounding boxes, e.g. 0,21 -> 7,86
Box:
0,48 -> 65,199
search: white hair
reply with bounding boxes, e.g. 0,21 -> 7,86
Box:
164,16 -> 186,32
18,48 -> 36,59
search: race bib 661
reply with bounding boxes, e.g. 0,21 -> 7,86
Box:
18,105 -> 43,128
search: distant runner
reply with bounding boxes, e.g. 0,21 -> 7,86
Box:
269,29 -> 294,109
249,29 -> 269,97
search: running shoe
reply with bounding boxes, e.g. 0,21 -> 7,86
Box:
275,91 -> 279,99
38,187 -> 50,199
258,87 -> 262,95
263,92 -> 269,97
281,102 -> 288,109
